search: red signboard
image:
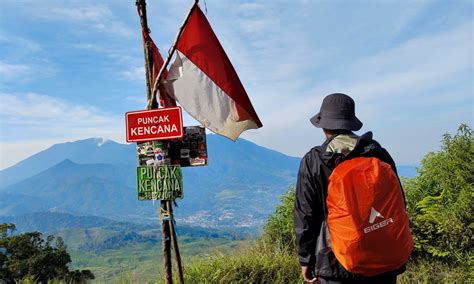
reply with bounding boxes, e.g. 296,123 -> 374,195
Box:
125,107 -> 184,142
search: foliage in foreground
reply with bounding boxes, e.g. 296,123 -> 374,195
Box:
403,124 -> 473,263
173,189 -> 301,284
180,124 -> 472,283
0,223 -> 94,283
183,244 -> 301,284
180,245 -> 471,284
261,188 -> 296,253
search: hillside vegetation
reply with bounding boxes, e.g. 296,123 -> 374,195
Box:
0,224 -> 94,283
180,124 -> 473,283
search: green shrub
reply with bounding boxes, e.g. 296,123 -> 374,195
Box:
261,188 -> 296,253
404,124 -> 473,263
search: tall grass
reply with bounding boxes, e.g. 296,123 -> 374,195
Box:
180,243 -> 301,284
177,249 -> 471,284
398,258 -> 473,284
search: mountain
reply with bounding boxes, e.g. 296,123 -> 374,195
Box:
0,138 -> 135,188
0,135 -> 300,227
0,160 -> 146,219
0,135 -> 416,228
0,193 -> 54,216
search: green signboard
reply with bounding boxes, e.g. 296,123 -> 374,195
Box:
137,166 -> 183,200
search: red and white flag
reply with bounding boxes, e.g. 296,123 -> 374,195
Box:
166,6 -> 263,140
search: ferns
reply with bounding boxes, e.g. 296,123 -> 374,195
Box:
405,124 -> 473,263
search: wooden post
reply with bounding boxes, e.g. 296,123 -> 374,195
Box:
137,0 -> 158,110
161,202 -> 173,284
168,201 -> 185,284
136,1 -> 191,283
136,0 -> 172,283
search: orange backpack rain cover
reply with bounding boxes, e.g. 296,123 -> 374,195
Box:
327,157 -> 413,277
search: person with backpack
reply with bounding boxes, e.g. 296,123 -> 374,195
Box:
294,93 -> 413,284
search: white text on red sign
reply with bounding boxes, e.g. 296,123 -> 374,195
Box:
125,107 -> 184,142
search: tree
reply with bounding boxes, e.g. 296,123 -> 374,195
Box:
0,223 -> 15,239
0,224 -> 94,283
404,124 -> 473,263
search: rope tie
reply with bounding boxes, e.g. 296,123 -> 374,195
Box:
160,207 -> 175,225
159,207 -> 178,236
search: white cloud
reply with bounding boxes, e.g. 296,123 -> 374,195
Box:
244,20 -> 473,164
0,63 -> 31,80
235,2 -> 273,33
48,6 -> 111,21
237,3 -> 266,13
323,21 -> 473,111
0,61 -> 57,82
124,95 -> 146,105
0,33 -> 41,53
93,20 -> 135,38
0,92 -> 124,155
0,33 -> 55,84
70,43 -> 103,52
0,139 -> 66,169
0,92 -> 126,168
389,1 -> 431,36
238,18 -> 273,34
35,4 -> 134,38
0,92 -> 120,128
70,42 -> 140,67
121,66 -> 145,81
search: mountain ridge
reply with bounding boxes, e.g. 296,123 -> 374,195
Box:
0,136 -> 416,228
0,136 -> 301,227
0,138 -> 136,188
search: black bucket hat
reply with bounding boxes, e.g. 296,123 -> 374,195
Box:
310,93 -> 363,131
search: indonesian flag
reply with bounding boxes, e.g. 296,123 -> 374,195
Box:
166,6 -> 263,140
141,29 -> 176,108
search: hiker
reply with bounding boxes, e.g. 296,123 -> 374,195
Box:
294,93 -> 412,284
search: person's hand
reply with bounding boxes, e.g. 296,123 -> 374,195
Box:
301,265 -> 318,283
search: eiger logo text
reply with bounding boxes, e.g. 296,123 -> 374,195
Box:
364,208 -> 394,234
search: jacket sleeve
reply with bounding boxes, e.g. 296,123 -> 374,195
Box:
294,154 -> 324,266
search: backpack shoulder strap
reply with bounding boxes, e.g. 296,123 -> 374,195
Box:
316,134 -> 345,220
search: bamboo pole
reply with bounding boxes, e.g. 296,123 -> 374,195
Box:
161,204 -> 173,284
136,1 -> 172,283
168,201 -> 184,284
136,0 -> 157,110
147,0 -> 200,109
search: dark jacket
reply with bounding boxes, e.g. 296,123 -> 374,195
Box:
293,132 -> 405,279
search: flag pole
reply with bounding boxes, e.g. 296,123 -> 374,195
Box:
136,0 -> 158,110
168,200 -> 185,283
159,204 -> 173,284
136,1 -> 172,283
147,0 -> 200,109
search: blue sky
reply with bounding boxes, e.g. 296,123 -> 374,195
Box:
0,0 -> 472,169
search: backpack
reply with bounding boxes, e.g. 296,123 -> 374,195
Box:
326,156 -> 413,277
